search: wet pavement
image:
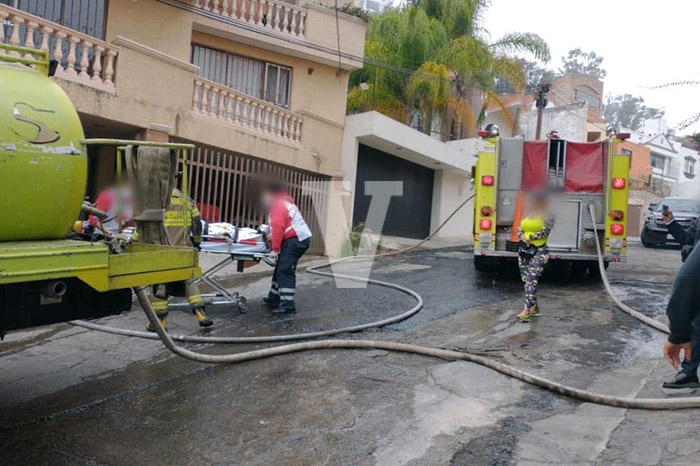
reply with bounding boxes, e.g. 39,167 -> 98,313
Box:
0,241 -> 695,465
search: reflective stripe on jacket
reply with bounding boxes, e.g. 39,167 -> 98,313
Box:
133,188 -> 202,247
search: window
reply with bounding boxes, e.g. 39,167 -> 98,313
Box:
685,157 -> 695,177
264,63 -> 292,109
621,149 -> 632,156
574,85 -> 601,109
191,44 -> 292,109
1,0 -> 108,39
651,154 -> 665,171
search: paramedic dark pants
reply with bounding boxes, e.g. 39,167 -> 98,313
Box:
666,246 -> 700,377
267,237 -> 310,310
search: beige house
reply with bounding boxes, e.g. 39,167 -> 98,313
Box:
0,0 -> 366,253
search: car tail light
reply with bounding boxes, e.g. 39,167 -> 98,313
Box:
479,219 -> 492,230
612,178 -> 626,189
478,130 -> 489,138
481,175 -> 494,186
480,206 -> 493,216
611,210 -> 624,220
610,224 -> 624,235
614,256 -> 621,262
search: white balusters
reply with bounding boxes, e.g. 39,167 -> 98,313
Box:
39,25 -> 52,51
54,31 -> 66,65
8,14 -> 22,56
64,36 -> 78,75
23,21 -> 38,50
103,49 -> 117,88
91,45 -> 103,82
193,0 -> 306,37
0,4 -> 119,90
192,77 -> 303,143
298,11 -> 306,37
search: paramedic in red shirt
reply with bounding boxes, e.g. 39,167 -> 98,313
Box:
88,181 -> 134,236
262,180 -> 312,314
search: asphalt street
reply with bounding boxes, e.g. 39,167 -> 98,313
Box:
0,241 -> 694,465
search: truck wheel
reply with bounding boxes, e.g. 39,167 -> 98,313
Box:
591,260 -> 609,277
641,229 -> 657,248
474,255 -> 496,272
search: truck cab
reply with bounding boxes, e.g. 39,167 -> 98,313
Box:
473,129 -> 631,273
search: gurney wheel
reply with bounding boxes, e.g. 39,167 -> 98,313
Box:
237,297 -> 248,314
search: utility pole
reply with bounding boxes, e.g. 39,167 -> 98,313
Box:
535,83 -> 550,140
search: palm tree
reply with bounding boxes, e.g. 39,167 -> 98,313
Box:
347,0 -> 550,139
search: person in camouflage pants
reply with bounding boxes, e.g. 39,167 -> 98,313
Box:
516,193 -> 554,322
518,245 -> 551,320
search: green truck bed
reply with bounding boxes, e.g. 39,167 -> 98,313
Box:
0,240 -> 201,291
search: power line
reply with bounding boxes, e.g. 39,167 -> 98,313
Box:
333,0 -> 342,76
155,0 -> 483,87
644,80 -> 700,90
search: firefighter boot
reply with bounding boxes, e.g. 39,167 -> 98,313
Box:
146,313 -> 169,332
193,306 -> 213,328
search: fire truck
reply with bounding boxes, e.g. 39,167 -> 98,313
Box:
472,126 -> 631,273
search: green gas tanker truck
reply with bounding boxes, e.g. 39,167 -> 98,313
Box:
0,45 -> 200,336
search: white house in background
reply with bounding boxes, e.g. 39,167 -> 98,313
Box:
341,111 -> 475,243
354,0 -> 392,13
626,118 -> 700,198
671,145 -> 699,198
643,132 -> 679,195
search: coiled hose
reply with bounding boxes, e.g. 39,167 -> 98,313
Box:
72,197 -> 700,410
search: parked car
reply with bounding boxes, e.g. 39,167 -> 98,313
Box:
641,198 -> 700,248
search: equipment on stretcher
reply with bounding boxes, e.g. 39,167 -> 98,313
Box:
169,223 -> 275,314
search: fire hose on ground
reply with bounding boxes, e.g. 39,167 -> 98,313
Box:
71,198 -> 700,410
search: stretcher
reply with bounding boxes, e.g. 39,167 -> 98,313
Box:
169,225 -> 274,314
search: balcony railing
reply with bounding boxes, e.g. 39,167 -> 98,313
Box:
195,0 -> 307,38
0,4 -> 118,91
193,77 -> 303,143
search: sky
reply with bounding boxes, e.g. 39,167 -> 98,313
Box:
480,0 -> 700,134
390,0 -> 700,134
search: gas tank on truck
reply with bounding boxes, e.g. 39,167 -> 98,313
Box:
0,45 -> 200,337
0,54 -> 87,241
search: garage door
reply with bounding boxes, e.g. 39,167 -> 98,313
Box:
353,145 -> 434,239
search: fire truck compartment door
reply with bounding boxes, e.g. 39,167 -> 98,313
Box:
522,141 -> 548,190
498,138 -> 524,190
548,200 -> 581,251
565,142 -> 605,193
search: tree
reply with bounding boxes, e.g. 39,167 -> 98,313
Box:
347,0 -> 550,138
494,59 -> 557,94
560,48 -> 606,80
603,94 -> 665,130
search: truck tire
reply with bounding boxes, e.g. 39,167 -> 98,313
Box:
473,255 -> 496,272
641,229 -> 657,248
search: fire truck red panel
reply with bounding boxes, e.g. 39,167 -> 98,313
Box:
521,141 -> 548,190
565,142 -> 605,193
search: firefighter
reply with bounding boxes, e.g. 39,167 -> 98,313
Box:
516,191 -> 555,322
262,180 -> 312,314
138,188 -> 212,331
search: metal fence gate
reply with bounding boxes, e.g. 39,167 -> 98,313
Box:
176,141 -> 329,254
